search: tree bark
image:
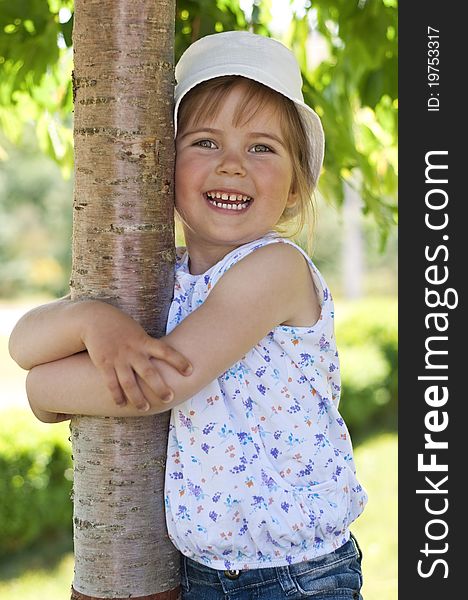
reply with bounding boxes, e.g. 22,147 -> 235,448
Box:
70,1 -> 179,597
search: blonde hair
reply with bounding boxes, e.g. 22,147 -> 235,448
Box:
176,75 -> 317,252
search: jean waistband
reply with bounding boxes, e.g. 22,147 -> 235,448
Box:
182,535 -> 361,594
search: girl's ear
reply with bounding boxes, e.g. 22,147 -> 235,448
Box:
286,188 -> 299,209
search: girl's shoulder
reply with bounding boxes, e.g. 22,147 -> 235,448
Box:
215,233 -> 322,280
207,235 -> 329,329
174,234 -> 333,322
223,234 -> 330,308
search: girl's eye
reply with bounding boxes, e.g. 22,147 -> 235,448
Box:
194,139 -> 217,149
251,144 -> 272,153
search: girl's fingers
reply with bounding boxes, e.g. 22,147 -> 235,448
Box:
133,358 -> 174,403
101,366 -> 127,407
148,339 -> 192,375
116,366 -> 150,412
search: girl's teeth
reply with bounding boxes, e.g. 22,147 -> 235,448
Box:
206,191 -> 252,210
207,191 -> 251,202
208,198 -> 250,210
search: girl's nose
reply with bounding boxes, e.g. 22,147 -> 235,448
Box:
216,151 -> 246,177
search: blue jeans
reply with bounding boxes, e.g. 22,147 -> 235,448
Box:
181,532 -> 364,599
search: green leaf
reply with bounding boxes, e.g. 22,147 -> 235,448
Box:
59,12 -> 73,47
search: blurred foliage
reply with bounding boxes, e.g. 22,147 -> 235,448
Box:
302,0 -> 398,245
0,131 -> 72,298
0,409 -> 72,557
336,296 -> 397,439
0,0 -> 397,241
310,195 -> 398,297
0,0 -> 74,177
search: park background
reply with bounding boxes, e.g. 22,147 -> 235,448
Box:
0,0 -> 397,598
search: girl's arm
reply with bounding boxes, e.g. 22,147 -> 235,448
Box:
26,243 -> 320,419
8,295 -> 88,370
9,296 -> 193,411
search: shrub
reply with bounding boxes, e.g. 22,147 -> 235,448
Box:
0,410 -> 73,557
335,297 -> 398,439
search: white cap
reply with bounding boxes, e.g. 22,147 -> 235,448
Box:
174,30 -> 325,187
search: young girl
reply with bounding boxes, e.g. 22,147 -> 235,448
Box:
9,31 -> 367,599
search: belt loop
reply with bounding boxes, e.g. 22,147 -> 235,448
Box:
181,554 -> 191,593
350,531 -> 363,561
275,565 -> 297,596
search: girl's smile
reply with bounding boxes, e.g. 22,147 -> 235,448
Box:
175,81 -> 298,273
205,189 -> 253,212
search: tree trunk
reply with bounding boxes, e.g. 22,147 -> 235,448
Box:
70,1 -> 180,598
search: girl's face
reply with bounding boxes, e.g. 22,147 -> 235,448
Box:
175,82 -> 298,257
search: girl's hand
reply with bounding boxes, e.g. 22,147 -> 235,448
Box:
80,301 -> 192,411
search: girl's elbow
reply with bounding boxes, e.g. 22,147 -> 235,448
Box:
8,336 -> 20,367
26,367 -> 46,412
25,368 -> 55,423
26,368 -> 39,405
8,333 -> 32,371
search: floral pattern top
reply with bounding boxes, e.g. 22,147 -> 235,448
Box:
164,232 -> 368,570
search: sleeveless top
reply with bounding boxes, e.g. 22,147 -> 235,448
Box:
164,232 -> 368,571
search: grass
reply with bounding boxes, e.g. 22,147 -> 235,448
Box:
0,534 -> 74,600
0,431 -> 397,599
353,432 -> 398,600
